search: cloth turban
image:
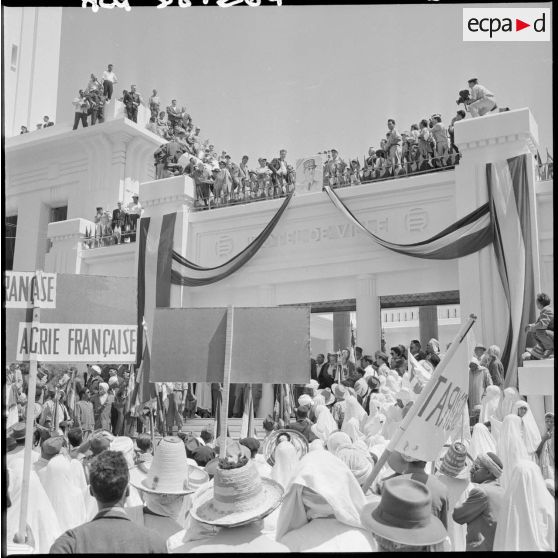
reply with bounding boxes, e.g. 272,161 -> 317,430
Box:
335,446 -> 373,486
477,453 -> 503,479
298,394 -> 313,407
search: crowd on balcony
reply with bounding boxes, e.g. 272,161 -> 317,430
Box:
5,292 -> 554,552
83,194 -> 143,249
19,116 -> 55,135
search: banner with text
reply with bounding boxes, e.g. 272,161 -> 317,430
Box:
4,271 -> 57,308
393,338 -> 470,462
6,274 -> 137,362
16,323 -> 137,362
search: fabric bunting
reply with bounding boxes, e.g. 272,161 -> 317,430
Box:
486,155 -> 537,387
324,185 -> 493,260
171,193 -> 293,286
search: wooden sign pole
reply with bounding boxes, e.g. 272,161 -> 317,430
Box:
362,314 -> 477,493
17,270 -> 42,540
219,306 -> 234,459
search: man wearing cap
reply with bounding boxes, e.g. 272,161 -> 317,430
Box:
33,436 -> 65,476
86,365 -> 102,395
50,451 -> 167,553
126,194 -> 143,242
452,452 -> 504,551
466,78 -> 496,118
400,454 -> 450,529
361,477 -> 449,551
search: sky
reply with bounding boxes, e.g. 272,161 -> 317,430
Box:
55,3 -> 553,163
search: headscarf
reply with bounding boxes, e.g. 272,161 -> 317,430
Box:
298,394 -> 313,408
271,441 -> 300,489
479,385 -> 501,423
342,396 -> 367,432
326,431 -> 352,454
362,412 -> 386,438
342,417 -> 365,443
98,382 -> 109,405
335,445 -> 373,487
428,338 -> 441,355
493,460 -> 555,551
381,404 -> 403,440
7,465 -> 62,553
495,387 -> 520,420
275,451 -> 368,539
309,439 -> 325,452
41,454 -> 87,532
353,378 -> 368,399
476,453 -> 503,478
469,423 -> 497,459
385,375 -> 400,394
497,414 -> 530,490
312,394 -> 326,407
515,401 -> 542,454
311,405 -> 338,442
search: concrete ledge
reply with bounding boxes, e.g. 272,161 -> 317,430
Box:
47,217 -> 94,239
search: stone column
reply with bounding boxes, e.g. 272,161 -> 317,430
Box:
419,305 -> 439,348
454,108 -> 540,353
13,199 -> 51,271
333,312 -> 351,352
356,274 -> 381,353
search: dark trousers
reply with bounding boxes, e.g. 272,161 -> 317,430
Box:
126,105 -> 138,123
73,112 -> 88,130
103,80 -> 113,100
129,214 -> 139,242
91,108 -> 104,126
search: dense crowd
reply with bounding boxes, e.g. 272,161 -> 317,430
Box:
19,116 -> 54,135
5,293 -> 554,553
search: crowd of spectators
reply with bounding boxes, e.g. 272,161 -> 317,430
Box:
83,194 -> 143,248
20,116 -> 54,135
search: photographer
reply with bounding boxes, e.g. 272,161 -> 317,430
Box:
466,78 -> 497,118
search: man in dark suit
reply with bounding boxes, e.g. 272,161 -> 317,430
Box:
268,149 -> 291,193
288,406 -> 318,443
124,84 -> 142,123
111,202 -> 126,244
49,451 -> 167,553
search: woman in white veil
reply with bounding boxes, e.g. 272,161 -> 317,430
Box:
493,459 -> 555,551
497,414 -> 530,490
311,405 -> 338,443
469,422 -> 497,459
495,386 -> 520,420
342,396 -> 367,433
271,441 -> 299,490
479,385 -> 501,424
40,454 -> 87,532
515,400 -> 542,460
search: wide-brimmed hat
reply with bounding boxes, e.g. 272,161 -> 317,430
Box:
9,422 -> 27,441
129,436 -> 203,495
333,383 -> 347,401
190,458 -> 283,528
319,389 -> 335,406
435,442 -> 473,480
361,477 -> 447,546
6,435 -> 18,452
262,429 -> 309,466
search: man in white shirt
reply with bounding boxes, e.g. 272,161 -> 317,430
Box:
361,355 -> 377,378
126,194 -> 142,242
102,63 -> 118,101
467,78 -> 496,118
72,90 -> 89,130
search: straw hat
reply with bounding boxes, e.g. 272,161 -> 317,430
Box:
435,442 -> 473,480
361,477 -> 447,546
190,458 -> 283,528
262,429 -> 309,466
129,436 -> 202,495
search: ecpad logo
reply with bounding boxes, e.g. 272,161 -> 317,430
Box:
463,8 -> 550,41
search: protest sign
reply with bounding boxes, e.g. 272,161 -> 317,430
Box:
5,273 -> 137,362
150,306 -> 310,383
16,323 -> 137,363
4,271 -> 57,308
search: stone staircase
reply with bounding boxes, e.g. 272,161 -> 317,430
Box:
179,417 -> 267,441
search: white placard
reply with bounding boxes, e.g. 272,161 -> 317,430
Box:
4,271 -> 57,308
16,323 -> 137,362
295,155 -> 323,194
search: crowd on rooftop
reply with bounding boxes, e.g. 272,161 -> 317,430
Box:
5,291 -> 554,553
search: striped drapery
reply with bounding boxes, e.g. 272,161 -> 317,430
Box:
324,185 -> 493,259
487,154 -> 537,387
171,193 -> 293,287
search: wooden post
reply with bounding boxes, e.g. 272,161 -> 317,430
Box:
17,271 -> 42,540
219,306 -> 234,459
362,314 -> 477,493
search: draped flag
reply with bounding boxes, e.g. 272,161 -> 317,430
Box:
171,193 -> 293,286
324,185 -> 493,260
486,155 -> 537,387
136,213 -> 177,413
